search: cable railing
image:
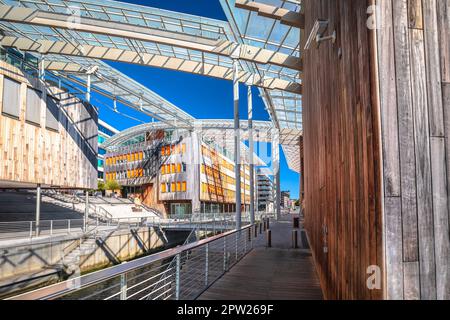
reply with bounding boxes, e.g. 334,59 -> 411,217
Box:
8,223 -> 261,300
0,219 -> 86,241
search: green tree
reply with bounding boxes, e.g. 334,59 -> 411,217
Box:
105,179 -> 121,191
97,180 -> 105,192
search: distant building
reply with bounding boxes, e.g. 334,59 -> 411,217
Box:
0,49 -> 98,190
256,169 -> 273,212
281,191 -> 291,208
104,127 -> 255,217
98,120 -> 119,181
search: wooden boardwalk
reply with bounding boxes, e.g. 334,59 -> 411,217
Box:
198,214 -> 323,300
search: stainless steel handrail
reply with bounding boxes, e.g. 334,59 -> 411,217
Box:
8,224 -> 254,300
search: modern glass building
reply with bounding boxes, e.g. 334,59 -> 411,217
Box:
97,120 -> 119,181
103,125 -> 263,217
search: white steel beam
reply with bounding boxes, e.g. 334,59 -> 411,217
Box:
0,36 -> 302,94
235,0 -> 305,29
0,5 -> 302,71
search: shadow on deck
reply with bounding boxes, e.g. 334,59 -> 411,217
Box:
198,214 -> 323,300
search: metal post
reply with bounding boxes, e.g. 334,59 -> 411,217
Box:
223,237 -> 227,272
233,59 -> 241,231
266,229 -> 272,248
272,129 -> 281,220
50,220 -> 53,236
68,220 -> 71,234
84,191 -> 89,232
86,74 -> 91,103
292,230 -> 298,249
235,232 -> 238,260
29,221 -> 33,239
35,184 -> 41,236
39,58 -> 45,81
120,273 -> 127,300
248,86 -> 255,226
175,253 -> 181,300
205,244 -> 209,286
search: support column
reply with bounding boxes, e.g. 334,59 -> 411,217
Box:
86,74 -> 91,103
272,129 -> 281,220
35,184 -> 41,236
39,57 -> 45,81
84,191 -> 89,232
191,129 -> 202,214
248,86 -> 255,225
113,97 -> 118,113
233,59 -> 241,230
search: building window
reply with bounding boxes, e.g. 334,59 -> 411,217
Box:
182,181 -> 187,192
171,182 -> 176,192
176,182 -> 181,192
161,183 -> 166,193
182,143 -> 186,154
177,163 -> 181,173
26,87 -> 42,125
2,77 -> 21,118
182,162 -> 187,172
45,96 -> 59,131
171,164 -> 175,173
161,165 -> 166,175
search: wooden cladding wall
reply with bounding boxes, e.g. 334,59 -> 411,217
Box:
0,60 -> 98,189
302,0 -> 383,299
377,0 -> 450,300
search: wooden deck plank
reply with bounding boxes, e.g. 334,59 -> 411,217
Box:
197,215 -> 323,300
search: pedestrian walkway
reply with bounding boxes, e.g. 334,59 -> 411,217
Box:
198,214 -> 323,300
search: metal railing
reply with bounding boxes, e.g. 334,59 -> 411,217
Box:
8,223 -> 260,300
0,219 -> 86,241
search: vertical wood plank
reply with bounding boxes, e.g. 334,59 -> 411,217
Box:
403,261 -> 421,299
378,0 -> 401,197
423,0 -> 445,137
408,0 -> 424,29
385,197 -> 404,299
430,137 -> 450,299
410,28 -> 437,300
436,0 -> 450,83
392,0 -> 419,263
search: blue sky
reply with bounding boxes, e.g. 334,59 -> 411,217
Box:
96,0 -> 300,198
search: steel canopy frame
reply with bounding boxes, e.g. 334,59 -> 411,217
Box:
219,0 -> 302,131
0,0 -> 303,170
47,55 -> 194,127
0,2 -> 300,81
0,35 -> 301,94
100,119 -> 302,173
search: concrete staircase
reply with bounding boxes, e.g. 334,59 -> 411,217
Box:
62,227 -> 117,274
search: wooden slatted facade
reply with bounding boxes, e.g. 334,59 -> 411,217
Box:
302,0 -> 449,300
377,0 -> 450,300
0,60 -> 98,189
302,0 -> 383,300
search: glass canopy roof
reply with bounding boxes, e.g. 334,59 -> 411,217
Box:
219,0 -> 302,130
0,0 -> 302,171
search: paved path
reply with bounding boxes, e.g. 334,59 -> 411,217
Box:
198,214 -> 323,300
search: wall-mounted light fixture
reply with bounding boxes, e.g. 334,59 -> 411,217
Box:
304,19 -> 336,50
